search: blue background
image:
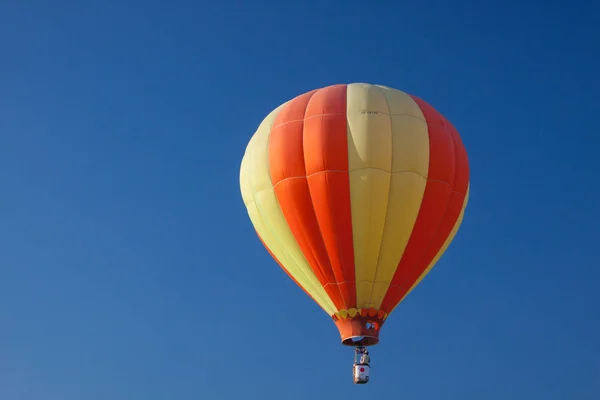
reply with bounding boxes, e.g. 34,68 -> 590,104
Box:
1,0 -> 598,399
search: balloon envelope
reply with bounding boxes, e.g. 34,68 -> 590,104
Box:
240,83 -> 470,346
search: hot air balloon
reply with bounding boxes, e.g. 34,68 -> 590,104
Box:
239,83 -> 470,384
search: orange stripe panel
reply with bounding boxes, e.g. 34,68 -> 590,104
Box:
268,89 -> 344,309
380,95 -> 468,311
304,85 -> 356,310
269,86 -> 354,310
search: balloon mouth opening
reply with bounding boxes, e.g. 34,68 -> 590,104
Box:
334,314 -> 384,347
342,335 -> 379,346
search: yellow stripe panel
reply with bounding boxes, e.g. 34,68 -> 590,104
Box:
346,84 -> 430,309
240,104 -> 337,315
394,184 -> 471,311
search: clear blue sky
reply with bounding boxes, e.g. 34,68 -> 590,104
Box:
1,0 -> 598,399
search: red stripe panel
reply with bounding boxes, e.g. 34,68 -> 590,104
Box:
380,95 -> 469,311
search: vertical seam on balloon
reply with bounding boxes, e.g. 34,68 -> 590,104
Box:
337,84 -> 354,310
303,86 -> 347,310
366,84 -> 394,308
346,84 -> 360,311
252,104 -> 336,313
